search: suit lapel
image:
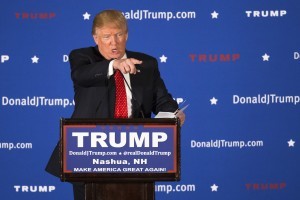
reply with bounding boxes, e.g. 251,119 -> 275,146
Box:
130,73 -> 143,118
108,74 -> 115,118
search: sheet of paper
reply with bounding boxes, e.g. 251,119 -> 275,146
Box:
155,112 -> 176,118
155,104 -> 189,118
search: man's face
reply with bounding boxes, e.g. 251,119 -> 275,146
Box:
93,25 -> 128,60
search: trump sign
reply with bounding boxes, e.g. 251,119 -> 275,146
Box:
60,118 -> 181,182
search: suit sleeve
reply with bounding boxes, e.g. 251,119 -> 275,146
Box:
151,58 -> 178,114
69,48 -> 111,87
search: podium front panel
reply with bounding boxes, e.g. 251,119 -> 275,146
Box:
60,118 -> 181,182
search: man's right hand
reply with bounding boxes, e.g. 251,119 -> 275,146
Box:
113,58 -> 142,74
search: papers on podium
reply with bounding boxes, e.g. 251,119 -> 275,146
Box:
155,104 -> 189,119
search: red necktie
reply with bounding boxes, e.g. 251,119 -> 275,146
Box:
114,70 -> 128,118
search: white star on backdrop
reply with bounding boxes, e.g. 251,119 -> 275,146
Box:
287,139 -> 295,147
211,184 -> 219,192
31,55 -> 39,63
83,12 -> 91,20
159,55 -> 168,63
211,11 -> 219,19
262,53 -> 270,61
210,97 -> 218,105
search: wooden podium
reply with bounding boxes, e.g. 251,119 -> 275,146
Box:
59,118 -> 181,200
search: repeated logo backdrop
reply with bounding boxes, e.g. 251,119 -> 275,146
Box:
1,1 -> 300,200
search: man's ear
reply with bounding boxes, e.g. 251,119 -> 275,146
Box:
93,35 -> 98,45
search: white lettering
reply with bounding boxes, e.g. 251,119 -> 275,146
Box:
280,10 -> 287,16
110,132 -> 126,147
72,131 -> 168,148
233,95 -> 239,104
294,52 -> 299,60
245,10 -> 287,17
72,132 -> 89,147
1,55 -> 9,63
152,132 -> 168,147
91,132 -> 108,147
14,185 -> 55,192
63,55 -> 69,62
2,96 -> 8,105
130,132 -> 149,147
176,98 -> 184,104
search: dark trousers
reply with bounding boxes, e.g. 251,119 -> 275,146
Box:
73,183 -> 85,200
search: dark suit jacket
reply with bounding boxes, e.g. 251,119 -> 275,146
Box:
45,46 -> 178,177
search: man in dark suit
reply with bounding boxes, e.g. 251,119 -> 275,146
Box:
46,10 -> 185,200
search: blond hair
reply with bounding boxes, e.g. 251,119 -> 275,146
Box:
92,10 -> 128,35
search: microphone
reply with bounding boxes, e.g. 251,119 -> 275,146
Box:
119,71 -> 145,118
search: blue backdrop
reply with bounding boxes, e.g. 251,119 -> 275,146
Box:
1,1 -> 299,199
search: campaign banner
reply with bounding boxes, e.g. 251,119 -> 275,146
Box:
60,118 -> 180,182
